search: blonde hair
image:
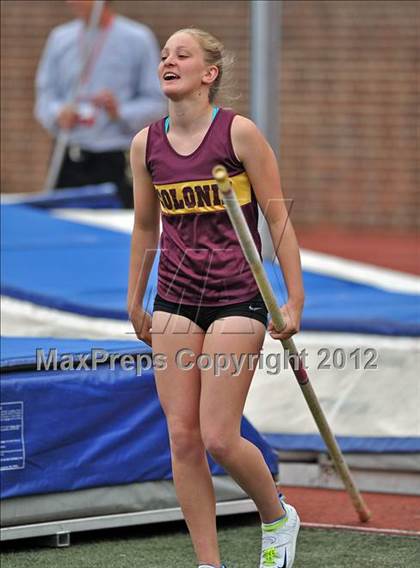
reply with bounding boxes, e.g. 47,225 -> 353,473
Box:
176,27 -> 235,104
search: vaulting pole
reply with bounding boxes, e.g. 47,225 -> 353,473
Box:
212,165 -> 371,523
43,0 -> 105,192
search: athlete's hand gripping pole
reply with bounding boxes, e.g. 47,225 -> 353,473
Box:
212,164 -> 371,523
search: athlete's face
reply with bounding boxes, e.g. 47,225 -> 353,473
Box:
159,32 -> 218,101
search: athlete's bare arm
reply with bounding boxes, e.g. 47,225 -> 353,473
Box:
231,115 -> 304,339
127,128 -> 160,345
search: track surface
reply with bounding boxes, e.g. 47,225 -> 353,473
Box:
283,486 -> 420,535
296,227 -> 419,275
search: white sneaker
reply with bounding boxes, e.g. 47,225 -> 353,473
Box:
260,502 -> 300,567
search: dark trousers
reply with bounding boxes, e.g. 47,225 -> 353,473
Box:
55,147 -> 133,208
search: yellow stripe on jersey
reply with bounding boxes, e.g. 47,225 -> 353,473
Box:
154,171 -> 251,215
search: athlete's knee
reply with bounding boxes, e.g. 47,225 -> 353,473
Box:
168,421 -> 205,462
202,429 -> 238,463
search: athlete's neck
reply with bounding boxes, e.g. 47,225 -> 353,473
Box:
168,99 -> 215,135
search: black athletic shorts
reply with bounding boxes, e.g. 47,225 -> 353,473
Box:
153,292 -> 268,332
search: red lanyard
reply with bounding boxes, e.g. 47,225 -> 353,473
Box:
78,15 -> 114,86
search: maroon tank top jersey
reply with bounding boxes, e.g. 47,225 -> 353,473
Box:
145,108 -> 262,306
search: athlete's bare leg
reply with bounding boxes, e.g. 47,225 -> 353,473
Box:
152,311 -> 220,566
200,316 -> 285,523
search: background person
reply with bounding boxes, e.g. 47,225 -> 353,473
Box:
34,0 -> 166,208
128,28 -> 304,568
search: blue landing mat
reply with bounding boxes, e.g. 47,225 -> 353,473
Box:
2,204 -> 419,335
0,336 -> 278,499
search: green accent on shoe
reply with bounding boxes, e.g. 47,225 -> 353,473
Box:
262,547 -> 278,566
262,513 -> 287,532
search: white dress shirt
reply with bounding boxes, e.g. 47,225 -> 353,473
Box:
35,15 -> 167,151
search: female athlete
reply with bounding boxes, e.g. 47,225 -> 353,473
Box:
128,28 -> 304,568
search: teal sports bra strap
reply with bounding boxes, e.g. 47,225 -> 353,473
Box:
212,106 -> 220,121
165,107 -> 219,134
